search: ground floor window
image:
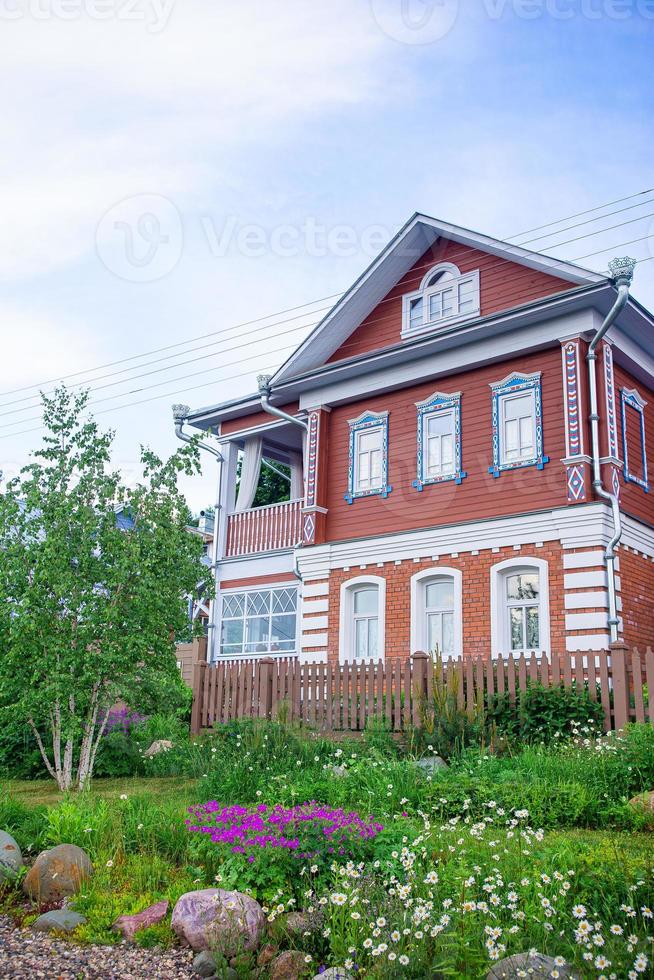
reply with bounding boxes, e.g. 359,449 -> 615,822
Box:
339,575 -> 386,663
220,586 -> 297,657
410,567 -> 462,659
490,557 -> 550,657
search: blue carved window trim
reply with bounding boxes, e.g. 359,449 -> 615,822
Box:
621,388 -> 649,492
488,372 -> 549,478
412,391 -> 466,491
344,411 -> 392,504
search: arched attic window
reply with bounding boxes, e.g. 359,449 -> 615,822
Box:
402,262 -> 480,338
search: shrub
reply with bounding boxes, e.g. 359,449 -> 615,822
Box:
486,683 -> 605,744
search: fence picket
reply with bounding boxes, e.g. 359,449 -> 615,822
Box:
632,649 -> 645,723
646,648 -> 654,726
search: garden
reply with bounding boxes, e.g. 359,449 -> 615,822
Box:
1,696 -> 654,979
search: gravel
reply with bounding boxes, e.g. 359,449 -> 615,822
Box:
0,915 -> 196,979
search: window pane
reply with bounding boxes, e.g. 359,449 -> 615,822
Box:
504,392 -> 534,422
244,616 -> 270,652
507,573 -> 539,601
359,430 -> 381,453
221,620 -> 243,647
442,612 -> 454,656
370,448 -> 382,487
223,594 -> 245,617
247,591 -> 270,616
368,617 -> 378,659
441,288 -> 454,316
272,588 -> 297,613
425,580 -> 454,610
510,607 -> 524,651
505,418 -> 519,454
427,439 -> 441,470
358,452 -> 370,485
519,415 -> 534,453
441,433 -> 454,467
271,614 -> 296,650
429,293 -> 442,319
410,297 -> 423,327
526,607 -> 540,649
355,618 -> 368,659
354,587 -> 377,615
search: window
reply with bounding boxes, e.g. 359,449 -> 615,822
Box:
220,586 -> 297,658
345,411 -> 392,503
402,263 -> 480,338
410,568 -> 462,660
621,388 -> 649,491
490,558 -> 550,657
339,576 -> 386,663
413,391 -> 466,490
489,372 -> 549,477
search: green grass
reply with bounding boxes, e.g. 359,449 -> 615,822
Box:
4,775 -> 197,808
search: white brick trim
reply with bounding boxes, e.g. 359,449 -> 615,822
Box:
565,612 -> 610,631
301,615 -> 329,632
301,598 -> 328,614
566,633 -> 610,652
302,581 -> 329,597
300,632 -> 328,649
563,550 -> 605,570
564,571 -> 606,590
564,591 -> 608,610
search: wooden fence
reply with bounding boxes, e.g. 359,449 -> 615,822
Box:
190,642 -> 654,735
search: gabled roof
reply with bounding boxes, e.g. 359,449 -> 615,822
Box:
271,212 -> 607,384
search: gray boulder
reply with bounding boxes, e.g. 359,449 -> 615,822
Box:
32,909 -> 87,934
0,830 -> 22,881
23,843 -> 93,903
486,952 -> 579,979
415,754 -> 447,775
270,950 -> 307,980
143,739 -> 173,758
193,950 -> 218,977
172,888 -> 265,955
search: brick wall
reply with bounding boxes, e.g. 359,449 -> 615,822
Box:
324,542 -> 566,661
618,545 -> 654,648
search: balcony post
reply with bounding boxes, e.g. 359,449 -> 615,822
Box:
301,405 -> 331,546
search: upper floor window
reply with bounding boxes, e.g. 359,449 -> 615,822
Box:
339,576 -> 386,663
344,411 -> 392,504
220,586 -> 297,658
402,263 -> 480,338
413,391 -> 466,491
490,557 -> 550,657
488,372 -> 549,477
410,567 -> 462,660
621,388 -> 649,492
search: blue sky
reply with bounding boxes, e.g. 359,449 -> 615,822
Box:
0,0 -> 652,510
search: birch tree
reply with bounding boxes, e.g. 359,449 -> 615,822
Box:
0,388 -> 208,791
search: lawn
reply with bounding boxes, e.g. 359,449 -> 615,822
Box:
1,720 -> 653,978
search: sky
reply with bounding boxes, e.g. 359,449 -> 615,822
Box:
1,0 -> 653,512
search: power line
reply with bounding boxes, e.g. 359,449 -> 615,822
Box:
513,196 -> 654,246
507,187 -> 654,240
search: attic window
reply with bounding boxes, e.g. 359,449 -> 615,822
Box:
402,262 -> 480,338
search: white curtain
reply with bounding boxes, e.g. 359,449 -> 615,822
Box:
235,436 -> 263,511
288,450 -> 304,501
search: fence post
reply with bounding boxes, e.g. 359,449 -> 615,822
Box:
411,651 -> 429,727
610,640 -> 630,731
190,662 -> 206,735
258,657 -> 274,720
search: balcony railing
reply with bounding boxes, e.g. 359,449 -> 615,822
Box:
225,498 -> 303,557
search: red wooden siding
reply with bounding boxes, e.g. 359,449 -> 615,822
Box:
613,363 -> 654,528
324,348 -> 568,543
327,239 -> 575,365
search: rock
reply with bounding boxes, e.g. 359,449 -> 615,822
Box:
486,951 -> 579,979
330,765 -> 348,778
0,831 -> 22,881
629,790 -> 654,828
143,739 -> 174,757
312,970 -> 353,980
23,843 -> 93,903
31,909 -> 87,934
284,911 -> 319,937
193,949 -> 217,977
112,899 -> 169,939
257,943 -> 279,967
171,888 -> 265,955
270,950 -> 307,980
415,754 -> 447,775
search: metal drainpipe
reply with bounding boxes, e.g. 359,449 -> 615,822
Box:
257,374 -> 309,432
172,404 -> 224,662
586,257 -> 636,644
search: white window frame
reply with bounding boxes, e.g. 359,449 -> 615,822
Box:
402,263 -> 480,339
339,575 -> 386,664
344,411 -> 392,503
413,390 -> 466,490
219,584 -> 299,659
410,567 -> 462,660
490,557 -> 550,658
488,372 -> 549,477
499,389 -> 537,467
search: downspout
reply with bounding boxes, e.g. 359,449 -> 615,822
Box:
172,404 -> 224,661
586,257 -> 636,644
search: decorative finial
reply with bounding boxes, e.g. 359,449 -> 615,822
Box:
257,374 -> 273,392
172,403 -> 190,422
608,256 -> 636,286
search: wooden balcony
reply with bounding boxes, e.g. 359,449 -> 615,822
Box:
225,498 -> 303,557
